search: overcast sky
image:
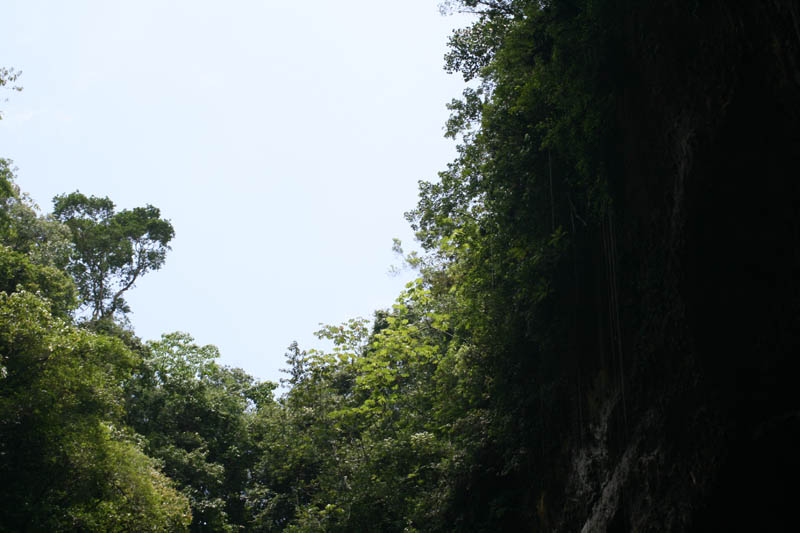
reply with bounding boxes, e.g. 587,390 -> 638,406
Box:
0,1 -> 470,383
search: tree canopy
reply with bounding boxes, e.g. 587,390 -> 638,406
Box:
2,0 -> 798,528
53,191 -> 174,321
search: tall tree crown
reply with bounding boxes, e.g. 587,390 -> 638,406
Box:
53,192 -> 174,321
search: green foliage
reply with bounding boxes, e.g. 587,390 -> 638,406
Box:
0,162 -> 77,317
245,282 -> 460,532
126,332 -> 267,532
0,290 -> 190,531
49,424 -> 192,533
400,0 -> 624,527
0,159 -> 16,225
0,147 -> 190,531
7,196 -> 73,268
0,244 -> 77,317
53,191 -> 175,321
0,159 -> 73,269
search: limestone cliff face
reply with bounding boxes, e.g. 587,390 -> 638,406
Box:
548,2 -> 800,530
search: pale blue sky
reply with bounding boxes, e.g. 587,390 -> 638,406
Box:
0,1 -> 468,383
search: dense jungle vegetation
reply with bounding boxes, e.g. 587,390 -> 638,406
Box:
2,1 -> 799,531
